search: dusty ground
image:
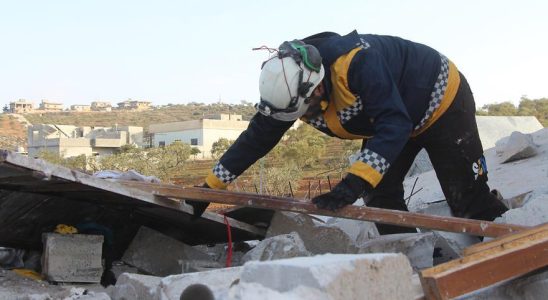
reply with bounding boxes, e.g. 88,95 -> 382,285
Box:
0,114 -> 27,151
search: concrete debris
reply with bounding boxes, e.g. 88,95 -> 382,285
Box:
42,233 -> 104,283
356,232 -> 436,270
324,217 -> 379,245
237,253 -> 415,300
266,211 -> 357,254
241,232 -> 311,263
499,131 -> 538,163
157,267 -> 242,300
122,226 -> 218,276
495,189 -> 548,227
192,242 -> 252,267
110,273 -> 161,300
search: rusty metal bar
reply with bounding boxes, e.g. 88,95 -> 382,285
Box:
119,181 -> 528,237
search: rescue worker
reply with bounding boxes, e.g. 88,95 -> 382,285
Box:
189,30 -> 508,234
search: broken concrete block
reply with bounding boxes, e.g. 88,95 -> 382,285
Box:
356,232 -> 436,270
266,211 -> 357,254
241,232 -> 311,263
122,226 -> 216,276
325,217 -> 379,245
157,266 -> 242,300
500,131 -> 538,163
495,191 -> 548,226
42,233 -> 103,283
238,253 -> 415,300
111,273 -> 161,300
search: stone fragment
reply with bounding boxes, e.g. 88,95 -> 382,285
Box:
241,232 -> 311,263
156,266 -> 242,300
495,191 -> 548,226
42,233 -> 103,283
122,226 -> 217,276
500,131 -> 538,163
266,212 -> 357,254
238,253 -> 415,300
356,232 -> 436,270
325,217 -> 379,245
111,273 -> 161,300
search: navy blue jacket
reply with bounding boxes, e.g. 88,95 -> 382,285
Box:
206,30 -> 461,189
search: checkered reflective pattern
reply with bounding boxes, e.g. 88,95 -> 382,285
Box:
306,116 -> 327,129
356,149 -> 390,175
414,54 -> 450,130
212,162 -> 237,184
337,97 -> 363,124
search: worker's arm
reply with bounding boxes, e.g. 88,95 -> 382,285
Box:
346,48 -> 413,188
205,112 -> 295,189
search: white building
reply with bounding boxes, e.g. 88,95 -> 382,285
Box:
28,124 -> 143,158
148,114 -> 248,159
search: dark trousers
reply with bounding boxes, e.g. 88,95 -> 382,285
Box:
365,74 -> 508,235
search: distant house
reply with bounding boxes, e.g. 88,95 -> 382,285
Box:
91,101 -> 112,112
70,105 -> 91,112
117,99 -> 151,111
9,99 -> 34,113
39,100 -> 63,112
148,114 -> 248,159
27,124 -> 143,158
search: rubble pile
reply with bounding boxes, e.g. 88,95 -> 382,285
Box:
0,128 -> 547,299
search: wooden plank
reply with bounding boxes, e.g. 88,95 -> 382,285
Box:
463,222 -> 548,256
420,230 -> 548,300
119,181 -> 528,238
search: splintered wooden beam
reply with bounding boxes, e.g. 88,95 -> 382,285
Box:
420,228 -> 548,300
118,181 -> 528,238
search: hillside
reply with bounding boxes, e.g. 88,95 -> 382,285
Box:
23,103 -> 257,129
0,114 -> 27,151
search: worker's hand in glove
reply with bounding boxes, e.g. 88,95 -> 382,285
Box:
312,173 -> 371,211
186,183 -> 211,219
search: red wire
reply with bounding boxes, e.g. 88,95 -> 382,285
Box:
223,214 -> 233,267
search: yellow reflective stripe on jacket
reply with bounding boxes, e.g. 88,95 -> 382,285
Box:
412,60 -> 460,137
205,171 -> 228,189
325,46 -> 368,139
348,161 -> 383,188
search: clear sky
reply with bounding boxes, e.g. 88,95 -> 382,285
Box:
1,0 -> 547,108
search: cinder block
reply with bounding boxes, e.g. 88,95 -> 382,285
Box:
42,233 -> 104,283
238,253 -> 415,300
122,226 -> 218,276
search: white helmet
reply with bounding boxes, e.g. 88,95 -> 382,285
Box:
256,41 -> 325,122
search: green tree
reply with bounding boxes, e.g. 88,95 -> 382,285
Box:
191,147 -> 201,159
211,138 -> 234,159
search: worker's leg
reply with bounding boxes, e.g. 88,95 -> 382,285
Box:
364,139 -> 422,234
421,73 -> 508,220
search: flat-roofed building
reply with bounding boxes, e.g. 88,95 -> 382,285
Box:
9,99 -> 34,113
117,99 -> 151,111
39,100 -> 63,111
70,105 -> 91,112
148,114 -> 248,159
28,124 -> 143,158
91,101 -> 112,112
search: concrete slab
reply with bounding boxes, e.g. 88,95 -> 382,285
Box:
238,253 -> 415,300
42,233 -> 103,283
122,226 -> 217,276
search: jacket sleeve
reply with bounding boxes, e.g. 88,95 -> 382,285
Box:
205,112 -> 294,189
346,48 -> 413,188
